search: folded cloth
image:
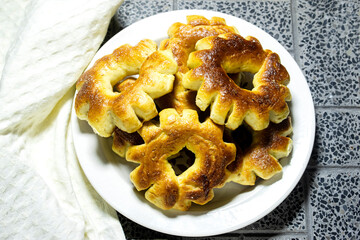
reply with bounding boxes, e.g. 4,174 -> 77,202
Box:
0,0 -> 125,239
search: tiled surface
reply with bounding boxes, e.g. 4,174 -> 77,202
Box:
108,0 -> 360,238
178,0 -> 294,51
177,0 -> 216,11
307,169 -> 360,239
310,109 -> 360,167
240,179 -> 306,232
241,236 -> 307,240
115,0 -> 173,30
296,0 -> 360,106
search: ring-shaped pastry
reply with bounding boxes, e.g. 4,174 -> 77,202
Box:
75,40 -> 178,137
124,108 -> 236,211
183,33 -> 291,131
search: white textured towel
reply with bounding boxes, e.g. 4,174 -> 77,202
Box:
0,0 -> 126,239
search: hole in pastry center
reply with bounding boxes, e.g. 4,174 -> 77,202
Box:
229,72 -> 254,90
168,147 -> 195,176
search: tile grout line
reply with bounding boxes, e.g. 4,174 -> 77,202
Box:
173,0 -> 178,10
290,1 -> 313,239
315,105 -> 360,110
233,229 -> 308,234
306,165 -> 360,171
290,0 -> 301,66
303,171 -> 313,240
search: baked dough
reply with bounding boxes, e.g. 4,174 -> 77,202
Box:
75,40 -> 178,137
125,109 -> 236,210
157,15 -> 239,111
183,33 -> 291,131
75,15 -> 294,211
227,117 -> 293,185
112,127 -> 144,158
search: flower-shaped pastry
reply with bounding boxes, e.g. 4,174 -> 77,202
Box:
124,109 -> 236,210
183,33 -> 291,131
75,40 -> 178,137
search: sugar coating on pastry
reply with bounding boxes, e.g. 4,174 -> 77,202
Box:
75,40 -> 178,137
124,109 -> 236,211
183,33 -> 291,131
227,117 -> 293,185
157,15 -> 239,112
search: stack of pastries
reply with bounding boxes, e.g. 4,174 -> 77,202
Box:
75,15 -> 293,211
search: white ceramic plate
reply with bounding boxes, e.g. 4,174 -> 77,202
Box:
71,10 -> 315,237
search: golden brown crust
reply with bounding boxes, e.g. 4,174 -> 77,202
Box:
75,40 -> 178,137
125,109 -> 236,210
112,127 -> 144,158
227,117 -> 293,185
183,33 -> 291,131
76,15 -> 293,211
168,15 -> 239,47
157,15 -> 239,112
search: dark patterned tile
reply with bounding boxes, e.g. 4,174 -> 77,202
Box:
177,0 -> 217,11
237,178 -> 306,232
243,235 -> 307,240
184,237 -> 243,240
102,16 -> 123,45
310,109 -> 360,166
308,170 -> 360,239
115,0 -> 173,30
210,0 -> 293,50
296,0 -> 360,106
118,212 -> 181,239
185,235 -> 308,240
